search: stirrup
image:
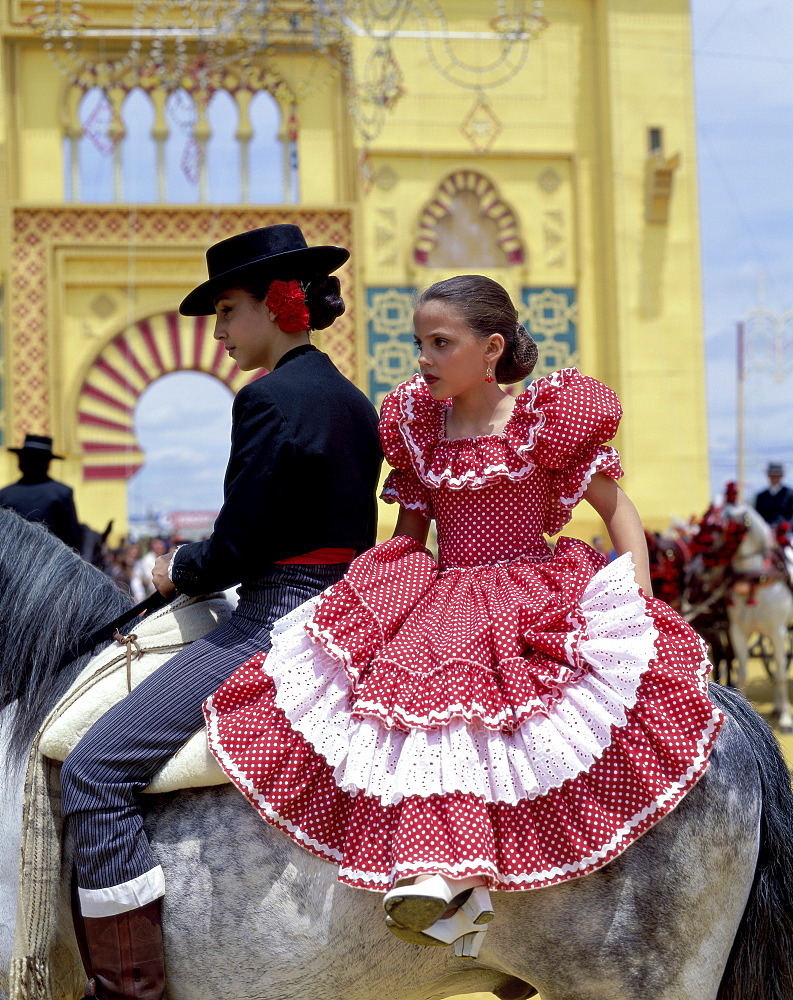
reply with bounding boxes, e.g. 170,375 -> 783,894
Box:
383,874 -> 491,932
386,908 -> 489,959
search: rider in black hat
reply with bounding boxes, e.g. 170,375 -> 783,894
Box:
754,461 -> 793,526
0,434 -> 81,549
60,224 -> 383,1000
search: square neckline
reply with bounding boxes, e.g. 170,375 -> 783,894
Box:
439,390 -> 527,443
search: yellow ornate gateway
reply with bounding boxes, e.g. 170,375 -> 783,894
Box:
0,0 -> 708,540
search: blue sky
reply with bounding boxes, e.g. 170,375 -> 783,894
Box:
127,0 -> 793,521
691,0 -> 793,499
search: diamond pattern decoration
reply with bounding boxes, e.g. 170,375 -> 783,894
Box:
461,96 -> 502,152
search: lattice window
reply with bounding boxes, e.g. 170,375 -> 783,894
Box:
75,87 -> 115,202
249,90 -> 286,205
64,84 -> 286,205
164,89 -> 199,203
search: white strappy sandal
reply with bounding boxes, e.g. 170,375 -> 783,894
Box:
383,874 -> 494,931
383,875 -> 494,959
385,907 -> 489,959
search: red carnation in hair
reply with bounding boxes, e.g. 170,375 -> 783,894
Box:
265,279 -> 311,333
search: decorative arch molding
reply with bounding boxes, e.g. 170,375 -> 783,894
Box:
77,311 -> 260,481
413,170 -> 524,266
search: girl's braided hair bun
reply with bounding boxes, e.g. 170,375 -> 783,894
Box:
498,321 -> 539,384
305,274 -> 345,330
415,275 -> 538,385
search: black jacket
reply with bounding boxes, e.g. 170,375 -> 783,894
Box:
0,476 -> 81,549
172,345 -> 382,595
755,485 -> 793,526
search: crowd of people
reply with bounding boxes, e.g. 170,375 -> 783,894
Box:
104,536 -> 173,601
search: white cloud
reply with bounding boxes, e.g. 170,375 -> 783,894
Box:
128,372 -> 232,517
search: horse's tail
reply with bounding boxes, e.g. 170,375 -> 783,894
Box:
709,683 -> 793,1000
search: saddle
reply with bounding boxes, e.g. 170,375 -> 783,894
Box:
38,592 -> 232,792
10,594 -> 235,1000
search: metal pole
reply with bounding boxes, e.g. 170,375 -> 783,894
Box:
736,321 -> 745,500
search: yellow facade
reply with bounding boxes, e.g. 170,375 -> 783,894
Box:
0,0 -> 708,543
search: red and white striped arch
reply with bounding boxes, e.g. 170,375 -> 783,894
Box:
77,311 -> 261,481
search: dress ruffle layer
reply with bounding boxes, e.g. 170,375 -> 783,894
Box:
306,537 -> 659,734
204,550 -> 722,891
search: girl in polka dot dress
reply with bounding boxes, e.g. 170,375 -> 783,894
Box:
204,274 -> 724,959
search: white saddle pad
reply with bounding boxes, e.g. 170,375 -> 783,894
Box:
38,593 -> 233,793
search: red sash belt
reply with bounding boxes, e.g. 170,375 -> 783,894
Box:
274,547 -> 356,566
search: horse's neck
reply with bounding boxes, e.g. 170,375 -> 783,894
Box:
0,712 -> 25,968
730,505 -> 773,571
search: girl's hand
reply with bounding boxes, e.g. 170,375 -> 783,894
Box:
582,473 -> 653,596
152,551 -> 178,598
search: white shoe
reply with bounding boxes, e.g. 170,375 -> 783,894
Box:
386,908 -> 489,959
453,929 -> 488,959
383,874 -> 492,932
460,885 -> 495,926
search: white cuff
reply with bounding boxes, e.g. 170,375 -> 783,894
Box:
78,865 -> 166,917
167,545 -> 185,583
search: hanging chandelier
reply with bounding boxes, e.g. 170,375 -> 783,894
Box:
27,0 -> 548,140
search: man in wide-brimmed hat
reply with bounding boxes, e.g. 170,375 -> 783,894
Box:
754,461 -> 793,526
0,434 -> 81,548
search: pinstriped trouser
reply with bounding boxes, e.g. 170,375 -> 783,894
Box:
61,563 -> 347,902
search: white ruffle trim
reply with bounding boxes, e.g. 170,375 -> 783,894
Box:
396,372 -> 561,490
379,479 -> 431,515
263,554 -> 658,807
556,446 -> 622,507
338,703 -> 724,890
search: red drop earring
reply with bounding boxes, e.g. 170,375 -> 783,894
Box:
485,366 -> 495,383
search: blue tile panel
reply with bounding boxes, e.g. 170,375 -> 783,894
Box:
366,287 -> 418,408
365,285 -> 578,406
520,287 -> 579,382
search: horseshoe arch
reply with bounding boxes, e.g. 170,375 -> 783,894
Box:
75,311 -> 260,481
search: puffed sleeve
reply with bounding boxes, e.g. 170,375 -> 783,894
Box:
378,382 -> 433,518
170,384 -> 292,593
527,369 -> 624,534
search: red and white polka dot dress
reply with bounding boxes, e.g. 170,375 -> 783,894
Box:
204,369 -> 724,892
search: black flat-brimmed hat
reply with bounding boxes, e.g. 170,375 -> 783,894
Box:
767,462 -> 785,476
179,224 -> 350,316
8,434 -> 64,460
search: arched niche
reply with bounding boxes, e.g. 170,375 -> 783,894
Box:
414,170 -> 524,267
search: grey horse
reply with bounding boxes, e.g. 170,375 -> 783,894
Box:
0,508 -> 792,1000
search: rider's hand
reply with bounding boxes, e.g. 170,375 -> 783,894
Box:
152,551 -> 178,598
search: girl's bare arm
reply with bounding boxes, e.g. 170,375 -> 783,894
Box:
582,472 -> 653,596
393,507 -> 431,545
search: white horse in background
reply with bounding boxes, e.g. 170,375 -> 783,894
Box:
722,501 -> 793,733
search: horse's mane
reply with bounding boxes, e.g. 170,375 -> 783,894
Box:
0,508 -> 133,768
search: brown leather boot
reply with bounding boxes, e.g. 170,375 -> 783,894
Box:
77,900 -> 165,1000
